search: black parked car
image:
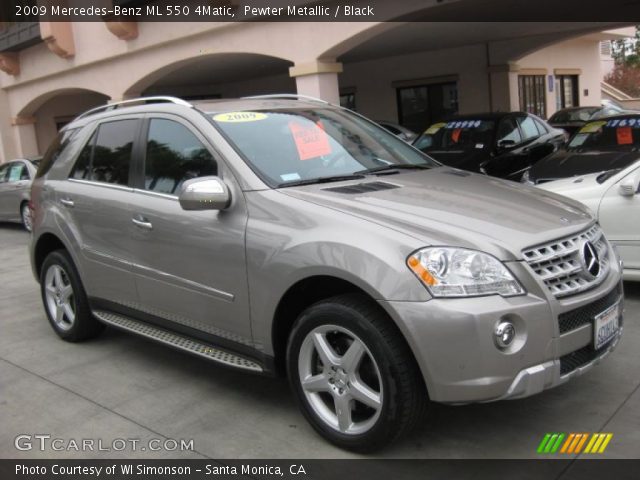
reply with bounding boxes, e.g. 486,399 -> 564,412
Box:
548,105 -> 627,137
523,113 -> 640,185
413,112 -> 566,181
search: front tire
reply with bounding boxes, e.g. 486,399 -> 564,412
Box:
21,202 -> 32,232
287,294 -> 427,452
40,250 -> 104,342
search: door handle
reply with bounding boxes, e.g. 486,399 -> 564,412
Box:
132,217 -> 153,230
60,198 -> 74,208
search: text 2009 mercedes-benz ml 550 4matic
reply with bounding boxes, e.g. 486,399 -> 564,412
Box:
29,96 -> 624,451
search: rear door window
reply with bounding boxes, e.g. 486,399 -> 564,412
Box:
143,119 -> 217,195
8,163 -> 26,182
69,120 -> 139,186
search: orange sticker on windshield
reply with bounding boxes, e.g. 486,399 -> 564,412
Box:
617,126 -> 633,145
289,120 -> 332,160
451,128 -> 462,143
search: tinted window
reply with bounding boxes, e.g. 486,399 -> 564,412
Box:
36,128 -> 80,178
144,119 -> 217,195
90,120 -> 137,186
70,131 -> 96,180
518,116 -> 539,140
414,119 -> 495,152
496,117 -> 522,145
568,117 -> 640,151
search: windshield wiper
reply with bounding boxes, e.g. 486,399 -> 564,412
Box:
355,164 -> 433,175
277,174 -> 366,188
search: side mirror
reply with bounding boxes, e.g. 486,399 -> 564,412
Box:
497,139 -> 516,149
178,176 -> 231,211
618,176 -> 639,197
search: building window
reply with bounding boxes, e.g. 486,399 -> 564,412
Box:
396,82 -> 458,133
518,75 -> 546,118
340,92 -> 356,111
555,75 -> 579,110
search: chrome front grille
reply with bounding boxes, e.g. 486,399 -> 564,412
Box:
523,225 -> 610,298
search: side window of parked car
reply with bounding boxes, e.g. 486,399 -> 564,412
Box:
0,164 -> 9,183
70,120 -> 138,186
518,116 -> 540,140
143,119 -> 217,195
7,163 -> 26,182
533,118 -> 548,135
496,117 -> 522,146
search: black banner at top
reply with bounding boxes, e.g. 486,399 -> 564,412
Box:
1,0 -> 640,23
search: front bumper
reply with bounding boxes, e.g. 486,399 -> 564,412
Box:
380,258 -> 624,404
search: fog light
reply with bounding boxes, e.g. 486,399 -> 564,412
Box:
495,321 -> 516,348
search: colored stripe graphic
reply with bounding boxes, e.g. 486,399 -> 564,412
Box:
537,433 -> 565,453
539,433 -> 614,454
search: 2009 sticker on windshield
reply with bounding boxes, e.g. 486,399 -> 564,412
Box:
213,112 -> 268,123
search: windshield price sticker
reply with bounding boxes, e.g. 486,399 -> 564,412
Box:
607,118 -> 639,128
425,122 -> 446,134
213,112 -> 267,123
289,120 -> 332,160
616,127 -> 633,145
580,121 -> 606,134
446,120 -> 482,129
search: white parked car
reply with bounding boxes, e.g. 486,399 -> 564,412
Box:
539,161 -> 640,281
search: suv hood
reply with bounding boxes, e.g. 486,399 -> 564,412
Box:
280,167 -> 593,261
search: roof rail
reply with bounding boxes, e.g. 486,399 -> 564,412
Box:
75,96 -> 193,120
241,94 -> 329,104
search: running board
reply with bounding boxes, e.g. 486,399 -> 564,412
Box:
93,310 -> 263,373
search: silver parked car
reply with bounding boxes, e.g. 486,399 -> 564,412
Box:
30,96 -> 624,451
0,158 -> 38,231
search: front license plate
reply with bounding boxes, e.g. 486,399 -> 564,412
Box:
594,302 -> 620,350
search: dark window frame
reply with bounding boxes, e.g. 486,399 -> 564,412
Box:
396,81 -> 459,133
556,74 -> 580,109
69,118 -> 141,187
518,75 -> 547,118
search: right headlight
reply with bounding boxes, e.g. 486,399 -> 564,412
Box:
407,247 -> 525,298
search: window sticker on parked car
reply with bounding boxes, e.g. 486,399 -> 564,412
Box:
425,122 -> 446,135
288,120 -> 332,160
606,118 -> 639,128
616,127 -> 633,145
451,129 -> 462,143
213,112 -> 268,123
580,121 -> 606,133
280,172 -> 301,182
446,120 -> 482,129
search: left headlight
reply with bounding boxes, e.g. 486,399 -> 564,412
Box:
407,247 -> 525,298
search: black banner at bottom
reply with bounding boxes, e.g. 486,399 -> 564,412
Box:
1,459 -> 640,480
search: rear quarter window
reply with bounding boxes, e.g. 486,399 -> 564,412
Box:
36,128 -> 80,178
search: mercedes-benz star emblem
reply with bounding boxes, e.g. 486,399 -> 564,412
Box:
580,241 -> 601,280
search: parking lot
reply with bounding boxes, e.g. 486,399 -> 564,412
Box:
1,223 -> 639,460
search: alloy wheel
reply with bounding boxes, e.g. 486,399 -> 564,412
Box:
44,264 -> 76,331
298,324 -> 383,435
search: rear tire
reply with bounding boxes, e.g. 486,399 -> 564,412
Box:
40,250 -> 104,342
20,202 -> 32,233
286,293 -> 427,452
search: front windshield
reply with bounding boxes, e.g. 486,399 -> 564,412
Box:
413,119 -> 495,152
211,108 -> 438,186
567,118 -> 640,151
549,108 -> 600,123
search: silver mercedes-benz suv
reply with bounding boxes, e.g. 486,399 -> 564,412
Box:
30,96 -> 624,451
